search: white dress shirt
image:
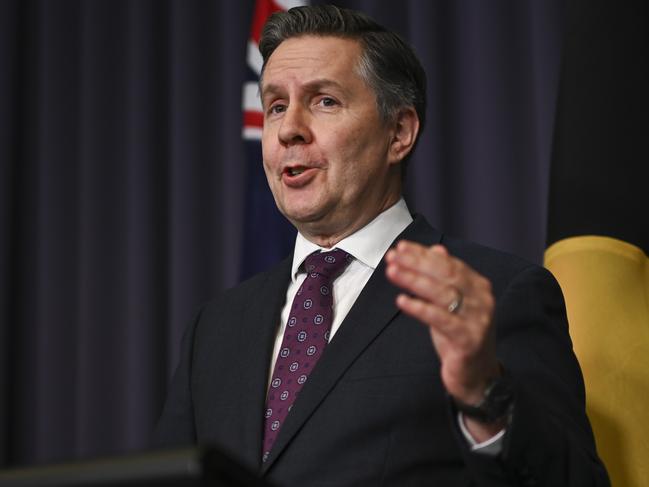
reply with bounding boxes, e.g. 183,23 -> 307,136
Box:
269,197 -> 413,377
269,198 -> 504,454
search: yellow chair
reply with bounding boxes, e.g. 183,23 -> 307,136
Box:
545,236 -> 649,487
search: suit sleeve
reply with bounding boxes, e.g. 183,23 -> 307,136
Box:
152,306 -> 203,448
457,265 -> 610,486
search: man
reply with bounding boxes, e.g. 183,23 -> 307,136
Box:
155,5 -> 609,486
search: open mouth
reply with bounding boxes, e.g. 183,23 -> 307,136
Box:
284,166 -> 308,177
281,165 -> 318,187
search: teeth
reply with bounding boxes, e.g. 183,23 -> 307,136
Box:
289,168 -> 305,176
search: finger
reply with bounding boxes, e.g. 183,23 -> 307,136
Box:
385,241 -> 430,267
387,242 -> 460,283
386,260 -> 462,309
395,293 -> 460,339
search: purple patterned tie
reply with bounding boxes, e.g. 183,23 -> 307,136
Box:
262,248 -> 351,462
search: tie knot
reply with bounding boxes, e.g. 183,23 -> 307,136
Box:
304,249 -> 352,280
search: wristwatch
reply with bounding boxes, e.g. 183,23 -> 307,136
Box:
452,372 -> 515,423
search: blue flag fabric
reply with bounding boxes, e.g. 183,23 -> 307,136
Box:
240,0 -> 307,280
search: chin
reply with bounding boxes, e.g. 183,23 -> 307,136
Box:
283,209 -> 320,227
281,204 -> 330,229
278,195 -> 320,218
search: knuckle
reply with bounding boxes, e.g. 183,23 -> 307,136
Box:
483,291 -> 495,312
446,260 -> 458,279
476,311 -> 492,328
480,276 -> 493,294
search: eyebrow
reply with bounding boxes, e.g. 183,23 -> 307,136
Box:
260,78 -> 348,101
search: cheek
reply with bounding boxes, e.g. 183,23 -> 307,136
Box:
261,128 -> 278,161
334,128 -> 386,179
261,145 -> 279,178
328,125 -> 365,162
324,132 -> 362,185
261,142 -> 271,165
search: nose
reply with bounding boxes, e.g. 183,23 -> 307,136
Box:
278,104 -> 312,146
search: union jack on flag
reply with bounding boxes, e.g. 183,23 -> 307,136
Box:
240,0 -> 308,279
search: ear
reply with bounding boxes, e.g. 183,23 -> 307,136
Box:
387,107 -> 420,165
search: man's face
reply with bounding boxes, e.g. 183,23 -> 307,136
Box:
261,36 -> 402,245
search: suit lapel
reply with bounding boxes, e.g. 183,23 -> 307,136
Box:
235,257 -> 292,470
261,216 -> 442,473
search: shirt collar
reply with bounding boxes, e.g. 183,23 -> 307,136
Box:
290,198 -> 413,282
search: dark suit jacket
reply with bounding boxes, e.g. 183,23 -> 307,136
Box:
155,216 -> 609,486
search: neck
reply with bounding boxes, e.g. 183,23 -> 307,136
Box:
301,193 -> 401,248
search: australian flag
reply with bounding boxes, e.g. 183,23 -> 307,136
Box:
241,0 -> 308,280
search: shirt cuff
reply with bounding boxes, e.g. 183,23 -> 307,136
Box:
457,412 -> 506,457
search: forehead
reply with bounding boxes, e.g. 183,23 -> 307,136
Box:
261,35 -> 364,90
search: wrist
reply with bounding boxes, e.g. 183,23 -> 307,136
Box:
451,366 -> 514,424
462,414 -> 507,443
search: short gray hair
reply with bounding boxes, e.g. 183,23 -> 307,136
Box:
259,5 -> 427,134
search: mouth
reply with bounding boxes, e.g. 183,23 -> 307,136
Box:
281,164 -> 319,187
285,166 -> 308,177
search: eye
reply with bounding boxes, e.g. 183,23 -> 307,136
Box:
268,103 -> 287,115
316,96 -> 339,108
